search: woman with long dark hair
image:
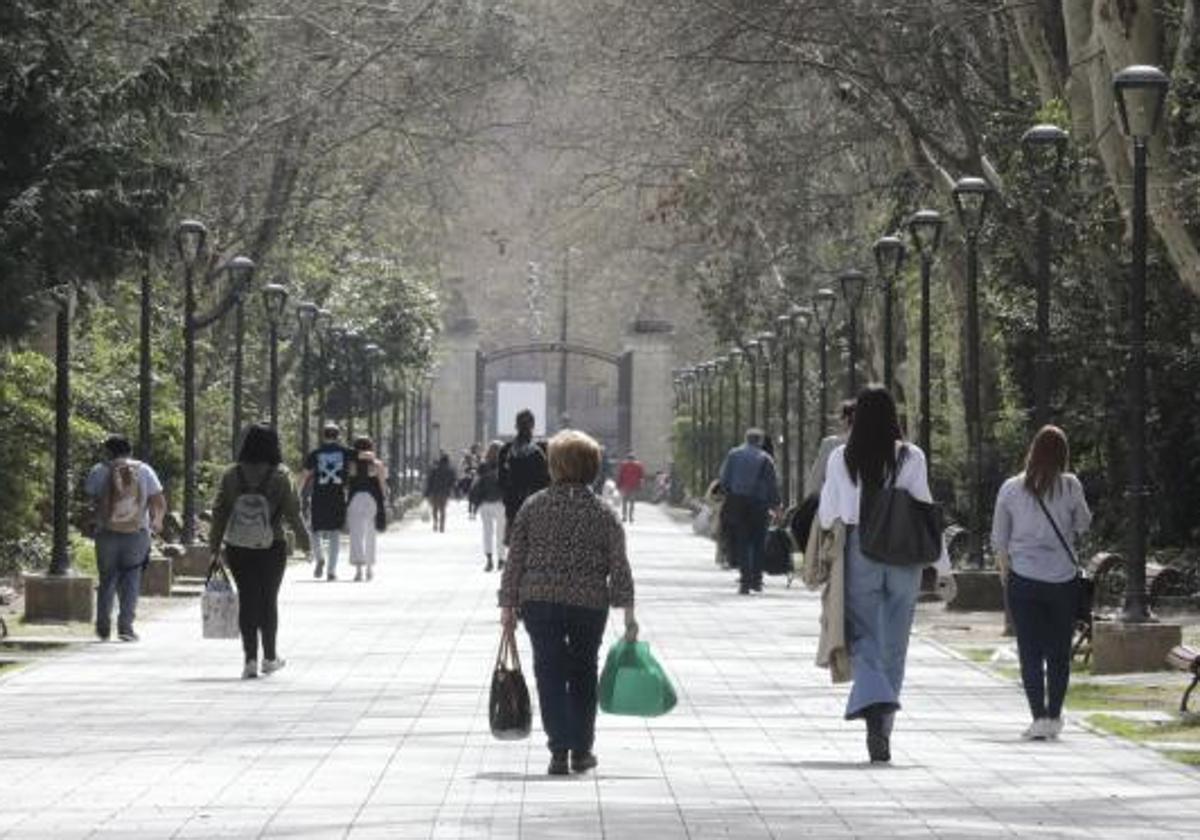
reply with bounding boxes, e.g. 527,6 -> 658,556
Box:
991,426 -> 1091,740
347,435 -> 388,581
817,386 -> 934,762
210,424 -> 309,679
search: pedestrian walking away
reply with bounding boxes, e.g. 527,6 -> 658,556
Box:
499,429 -> 637,776
461,444 -> 481,518
425,451 -> 457,533
300,422 -> 353,581
616,451 -> 645,523
992,425 -> 1092,741
471,441 -> 506,571
805,399 -> 856,498
718,428 -> 781,593
210,423 -> 310,680
498,409 -> 550,536
84,434 -> 166,642
817,386 -> 933,763
347,436 -> 388,581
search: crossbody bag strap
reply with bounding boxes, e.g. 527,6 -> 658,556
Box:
1035,492 -> 1078,569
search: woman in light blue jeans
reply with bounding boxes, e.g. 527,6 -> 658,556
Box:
818,386 -> 934,763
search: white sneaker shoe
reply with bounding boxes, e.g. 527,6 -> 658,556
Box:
261,658 -> 287,675
1022,718 -> 1051,740
1046,716 -> 1064,739
242,660 -> 258,680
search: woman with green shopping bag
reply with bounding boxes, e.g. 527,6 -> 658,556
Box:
498,429 -> 637,776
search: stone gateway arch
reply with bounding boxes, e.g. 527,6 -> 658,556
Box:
431,318 -> 676,471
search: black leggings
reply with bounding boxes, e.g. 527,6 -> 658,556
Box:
1007,572 -> 1079,720
225,542 -> 288,662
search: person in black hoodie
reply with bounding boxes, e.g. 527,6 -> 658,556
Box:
498,409 -> 550,536
470,441 -> 506,571
424,451 -> 457,533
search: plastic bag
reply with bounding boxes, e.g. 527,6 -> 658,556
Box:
201,561 -> 240,639
489,628 -> 532,740
599,639 -> 677,717
692,505 -> 711,536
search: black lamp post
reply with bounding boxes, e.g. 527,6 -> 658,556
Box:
952,175 -> 994,569
813,288 -> 838,439
1022,124 -> 1070,429
685,369 -> 699,494
315,310 -> 333,434
874,236 -> 907,394
728,346 -> 744,444
757,331 -> 777,441
138,256 -> 153,461
364,343 -> 383,441
344,329 -> 363,440
48,287 -> 74,575
839,269 -> 868,397
714,356 -> 727,461
775,314 -> 793,504
746,340 -> 760,428
262,283 -> 289,431
423,371 -> 435,468
1114,64 -> 1170,623
295,302 -> 319,457
907,210 -> 946,463
790,304 -> 813,488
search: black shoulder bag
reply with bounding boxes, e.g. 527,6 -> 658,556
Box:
1034,493 -> 1093,623
859,447 -> 943,566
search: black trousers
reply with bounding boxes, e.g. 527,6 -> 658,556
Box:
522,600 -> 608,754
225,542 -> 288,662
1007,572 -> 1079,720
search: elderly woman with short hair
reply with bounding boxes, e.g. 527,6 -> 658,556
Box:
499,429 -> 637,776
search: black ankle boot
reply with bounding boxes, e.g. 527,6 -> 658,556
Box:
547,751 -> 569,775
865,708 -> 891,764
484,554 -> 493,572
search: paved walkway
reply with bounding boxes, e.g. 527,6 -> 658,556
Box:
1,502 -> 1198,838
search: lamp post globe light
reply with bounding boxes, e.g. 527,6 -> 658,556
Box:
756,331 -> 777,442
1113,64 -> 1170,623
775,314 -> 794,504
262,283 -> 289,431
1022,124 -> 1070,429
789,305 -> 813,490
839,269 -> 868,398
907,210 -> 945,464
873,236 -> 907,394
952,175 -> 994,569
813,288 -> 838,439
728,346 -> 745,445
745,339 -> 761,428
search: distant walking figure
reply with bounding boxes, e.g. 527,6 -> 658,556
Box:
84,434 -> 166,642
425,452 -> 457,533
616,452 -> 645,523
817,387 -> 933,763
499,429 -> 637,776
470,441 -> 506,571
498,409 -> 550,537
210,424 -> 309,679
718,428 -> 781,594
300,422 -> 352,581
992,425 -> 1091,741
347,436 -> 388,581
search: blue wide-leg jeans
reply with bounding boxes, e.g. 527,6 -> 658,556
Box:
843,528 -> 922,720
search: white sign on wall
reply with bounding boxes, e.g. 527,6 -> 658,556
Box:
495,381 -> 547,438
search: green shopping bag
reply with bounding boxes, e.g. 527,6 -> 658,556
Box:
598,639 -> 677,717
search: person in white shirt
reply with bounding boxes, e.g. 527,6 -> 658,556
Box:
991,425 -> 1091,742
817,386 -> 933,764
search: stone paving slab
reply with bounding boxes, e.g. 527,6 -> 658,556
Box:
1,502 -> 1198,838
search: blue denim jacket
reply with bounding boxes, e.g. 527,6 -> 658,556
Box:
719,444 -> 780,507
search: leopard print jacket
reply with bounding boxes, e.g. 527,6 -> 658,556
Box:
498,483 -> 635,611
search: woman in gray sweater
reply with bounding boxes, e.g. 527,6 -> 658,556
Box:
991,425 -> 1091,740
499,429 -> 637,776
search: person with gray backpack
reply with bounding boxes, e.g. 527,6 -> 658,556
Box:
209,424 -> 310,679
84,434 -> 166,642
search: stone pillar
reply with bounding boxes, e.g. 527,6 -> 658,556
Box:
23,574 -> 94,623
432,319 -> 480,456
624,319 -> 675,474
139,555 -> 174,597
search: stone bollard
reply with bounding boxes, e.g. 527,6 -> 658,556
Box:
139,555 -> 174,596
171,544 -> 212,578
1091,620 -> 1183,674
23,573 -> 94,623
947,570 -> 1006,611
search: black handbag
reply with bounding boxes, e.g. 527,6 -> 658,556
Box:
1034,494 -> 1093,623
489,627 -> 532,740
858,449 -> 942,567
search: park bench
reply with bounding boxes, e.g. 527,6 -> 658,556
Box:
1165,645 -> 1199,715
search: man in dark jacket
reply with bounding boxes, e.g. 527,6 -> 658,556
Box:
718,428 -> 781,594
498,409 -> 550,537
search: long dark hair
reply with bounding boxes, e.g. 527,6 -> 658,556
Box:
238,423 -> 283,466
1023,425 -> 1069,498
843,386 -> 903,487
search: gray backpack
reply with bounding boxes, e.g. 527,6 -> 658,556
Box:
223,467 -> 277,550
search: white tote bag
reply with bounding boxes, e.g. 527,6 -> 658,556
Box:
201,560 -> 240,639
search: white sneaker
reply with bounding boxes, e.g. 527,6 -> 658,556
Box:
1022,718 -> 1050,740
261,658 -> 287,675
242,660 -> 258,680
1046,717 -> 1064,739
